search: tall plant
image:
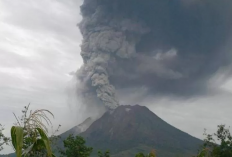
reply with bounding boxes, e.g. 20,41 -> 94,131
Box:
0,124 -> 10,152
11,104 -> 55,157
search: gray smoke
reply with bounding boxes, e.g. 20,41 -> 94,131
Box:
76,0 -> 232,110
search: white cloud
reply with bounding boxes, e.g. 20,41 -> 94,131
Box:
0,0 -> 84,153
145,92 -> 232,140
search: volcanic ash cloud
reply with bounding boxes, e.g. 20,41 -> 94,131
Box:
76,0 -> 232,110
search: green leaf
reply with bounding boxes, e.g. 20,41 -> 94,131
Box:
22,144 -> 34,156
36,127 -> 52,157
11,126 -> 23,157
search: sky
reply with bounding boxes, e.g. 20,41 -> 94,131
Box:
0,0 -> 232,154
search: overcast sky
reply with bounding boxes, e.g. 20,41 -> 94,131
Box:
0,0 -> 232,154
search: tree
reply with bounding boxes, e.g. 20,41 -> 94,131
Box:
0,124 -> 10,152
135,153 -> 146,157
59,134 -> 93,157
196,125 -> 232,157
135,150 -> 156,157
98,150 -> 110,157
10,104 -> 55,157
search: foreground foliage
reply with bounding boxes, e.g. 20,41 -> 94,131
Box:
11,104 -> 55,157
59,134 -> 112,157
196,125 -> 232,157
1,105 -> 231,157
59,134 -> 93,157
98,150 -> 110,157
0,124 -> 10,152
135,150 -> 156,157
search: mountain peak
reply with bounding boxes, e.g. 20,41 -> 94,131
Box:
78,105 -> 202,157
61,105 -> 202,157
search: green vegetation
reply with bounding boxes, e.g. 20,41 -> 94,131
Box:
0,124 -> 10,152
135,150 -> 156,157
10,104 -> 55,157
195,125 -> 232,157
0,105 -> 231,157
59,134 -> 93,157
59,134 -> 111,157
97,150 -> 110,157
0,105 -> 112,157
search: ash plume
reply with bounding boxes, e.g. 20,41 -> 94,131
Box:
76,0 -> 232,110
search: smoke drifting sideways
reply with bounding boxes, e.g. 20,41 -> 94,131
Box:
75,0 -> 232,110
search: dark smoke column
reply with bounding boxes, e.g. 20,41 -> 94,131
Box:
77,0 -> 149,110
77,3 -> 120,110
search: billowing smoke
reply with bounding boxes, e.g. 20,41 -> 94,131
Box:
76,0 -> 232,110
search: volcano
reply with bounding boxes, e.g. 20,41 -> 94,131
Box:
61,105 -> 202,157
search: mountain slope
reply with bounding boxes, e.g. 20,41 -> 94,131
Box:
77,105 -> 202,157
61,117 -> 94,139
